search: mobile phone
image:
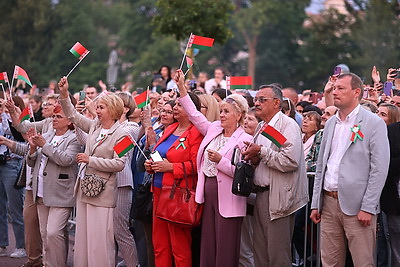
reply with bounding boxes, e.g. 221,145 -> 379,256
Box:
79,91 -> 86,102
362,88 -> 368,99
384,82 -> 393,96
333,66 -> 341,76
150,151 -> 163,162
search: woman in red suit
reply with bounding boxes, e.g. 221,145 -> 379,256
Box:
145,92 -> 203,267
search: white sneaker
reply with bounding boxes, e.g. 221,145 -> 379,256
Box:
0,247 -> 7,257
10,248 -> 27,258
116,260 -> 126,267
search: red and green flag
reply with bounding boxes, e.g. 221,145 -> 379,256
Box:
134,91 -> 148,109
0,72 -> 8,84
186,56 -> 193,69
114,135 -> 136,157
69,42 -> 90,60
13,66 -> 32,87
226,76 -> 252,90
19,105 -> 33,123
259,125 -> 287,148
188,35 -> 214,50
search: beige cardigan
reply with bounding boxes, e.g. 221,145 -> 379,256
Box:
256,112 -> 308,220
60,97 -> 127,208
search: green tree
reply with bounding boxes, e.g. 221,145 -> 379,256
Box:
152,0 -> 234,44
350,0 -> 400,83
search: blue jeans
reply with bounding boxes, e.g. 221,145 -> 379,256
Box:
0,158 -> 25,248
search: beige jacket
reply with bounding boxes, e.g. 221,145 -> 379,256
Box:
60,97 -> 127,208
255,112 -> 308,220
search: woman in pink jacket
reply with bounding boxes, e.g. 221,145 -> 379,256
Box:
175,70 -> 253,267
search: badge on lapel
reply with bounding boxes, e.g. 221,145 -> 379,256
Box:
176,137 -> 187,150
350,125 -> 364,143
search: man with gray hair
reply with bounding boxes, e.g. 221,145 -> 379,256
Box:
243,84 -> 308,266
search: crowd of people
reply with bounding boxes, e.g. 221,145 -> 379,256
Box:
0,64 -> 399,267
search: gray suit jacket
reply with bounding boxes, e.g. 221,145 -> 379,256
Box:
27,129 -> 81,207
311,106 -> 390,215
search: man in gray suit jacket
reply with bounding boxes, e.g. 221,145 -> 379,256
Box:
310,73 -> 390,266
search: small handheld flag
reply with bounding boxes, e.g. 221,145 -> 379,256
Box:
259,125 -> 287,148
134,91 -> 148,109
19,105 -> 33,123
70,42 -> 90,60
13,66 -> 32,87
188,35 -> 215,50
226,76 -> 252,90
0,72 -> 9,84
66,42 -> 90,78
114,135 -> 136,157
184,56 -> 194,76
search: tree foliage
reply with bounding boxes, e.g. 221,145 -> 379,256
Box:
152,0 -> 234,44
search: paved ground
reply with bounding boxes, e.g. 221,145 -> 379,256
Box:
0,224 -> 83,267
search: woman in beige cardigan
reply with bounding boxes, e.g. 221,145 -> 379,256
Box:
58,77 -> 129,267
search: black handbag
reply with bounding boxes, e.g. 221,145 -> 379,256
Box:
232,160 -> 254,197
132,175 -> 153,222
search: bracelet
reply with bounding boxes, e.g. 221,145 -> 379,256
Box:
258,146 -> 263,157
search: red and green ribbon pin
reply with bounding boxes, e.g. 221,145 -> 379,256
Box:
350,125 -> 364,143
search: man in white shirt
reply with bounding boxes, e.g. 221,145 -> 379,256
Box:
310,73 -> 390,266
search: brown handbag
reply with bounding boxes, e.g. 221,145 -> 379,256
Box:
155,161 -> 203,227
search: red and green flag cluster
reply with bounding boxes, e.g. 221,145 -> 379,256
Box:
114,135 -> 136,157
260,125 -> 287,148
134,91 -> 148,109
0,72 -> 8,84
69,42 -> 90,60
188,35 -> 214,50
226,76 -> 252,90
13,66 -> 32,87
19,105 -> 33,123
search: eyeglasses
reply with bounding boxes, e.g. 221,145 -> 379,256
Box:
254,97 -> 276,103
42,102 -> 55,107
52,114 -> 65,119
160,109 -> 173,115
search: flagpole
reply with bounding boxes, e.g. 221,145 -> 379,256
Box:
179,33 -> 192,70
135,140 -> 149,161
66,51 -> 90,78
29,104 -> 37,133
225,76 -> 228,98
9,67 -> 15,96
184,68 -> 190,77
1,84 -> 6,101
146,86 -> 151,118
81,88 -> 106,113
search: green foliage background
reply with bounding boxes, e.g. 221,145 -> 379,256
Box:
0,0 -> 399,92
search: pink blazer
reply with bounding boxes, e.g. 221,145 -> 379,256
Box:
179,95 -> 253,218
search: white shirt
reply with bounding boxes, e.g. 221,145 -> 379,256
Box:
203,133 -> 229,177
253,111 -> 280,186
323,105 -> 360,192
204,78 -> 227,94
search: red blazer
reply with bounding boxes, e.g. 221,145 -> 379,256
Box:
153,122 -> 203,188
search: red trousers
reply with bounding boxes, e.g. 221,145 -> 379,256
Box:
152,187 -> 192,267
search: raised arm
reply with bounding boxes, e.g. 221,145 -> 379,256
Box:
174,69 -> 211,136
58,77 -> 95,133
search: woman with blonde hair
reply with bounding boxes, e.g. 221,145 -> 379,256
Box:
175,69 -> 253,267
198,94 -> 220,122
58,77 -> 130,267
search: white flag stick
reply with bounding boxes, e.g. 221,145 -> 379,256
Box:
66,51 -> 90,78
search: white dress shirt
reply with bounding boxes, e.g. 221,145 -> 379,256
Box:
323,105 -> 360,192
